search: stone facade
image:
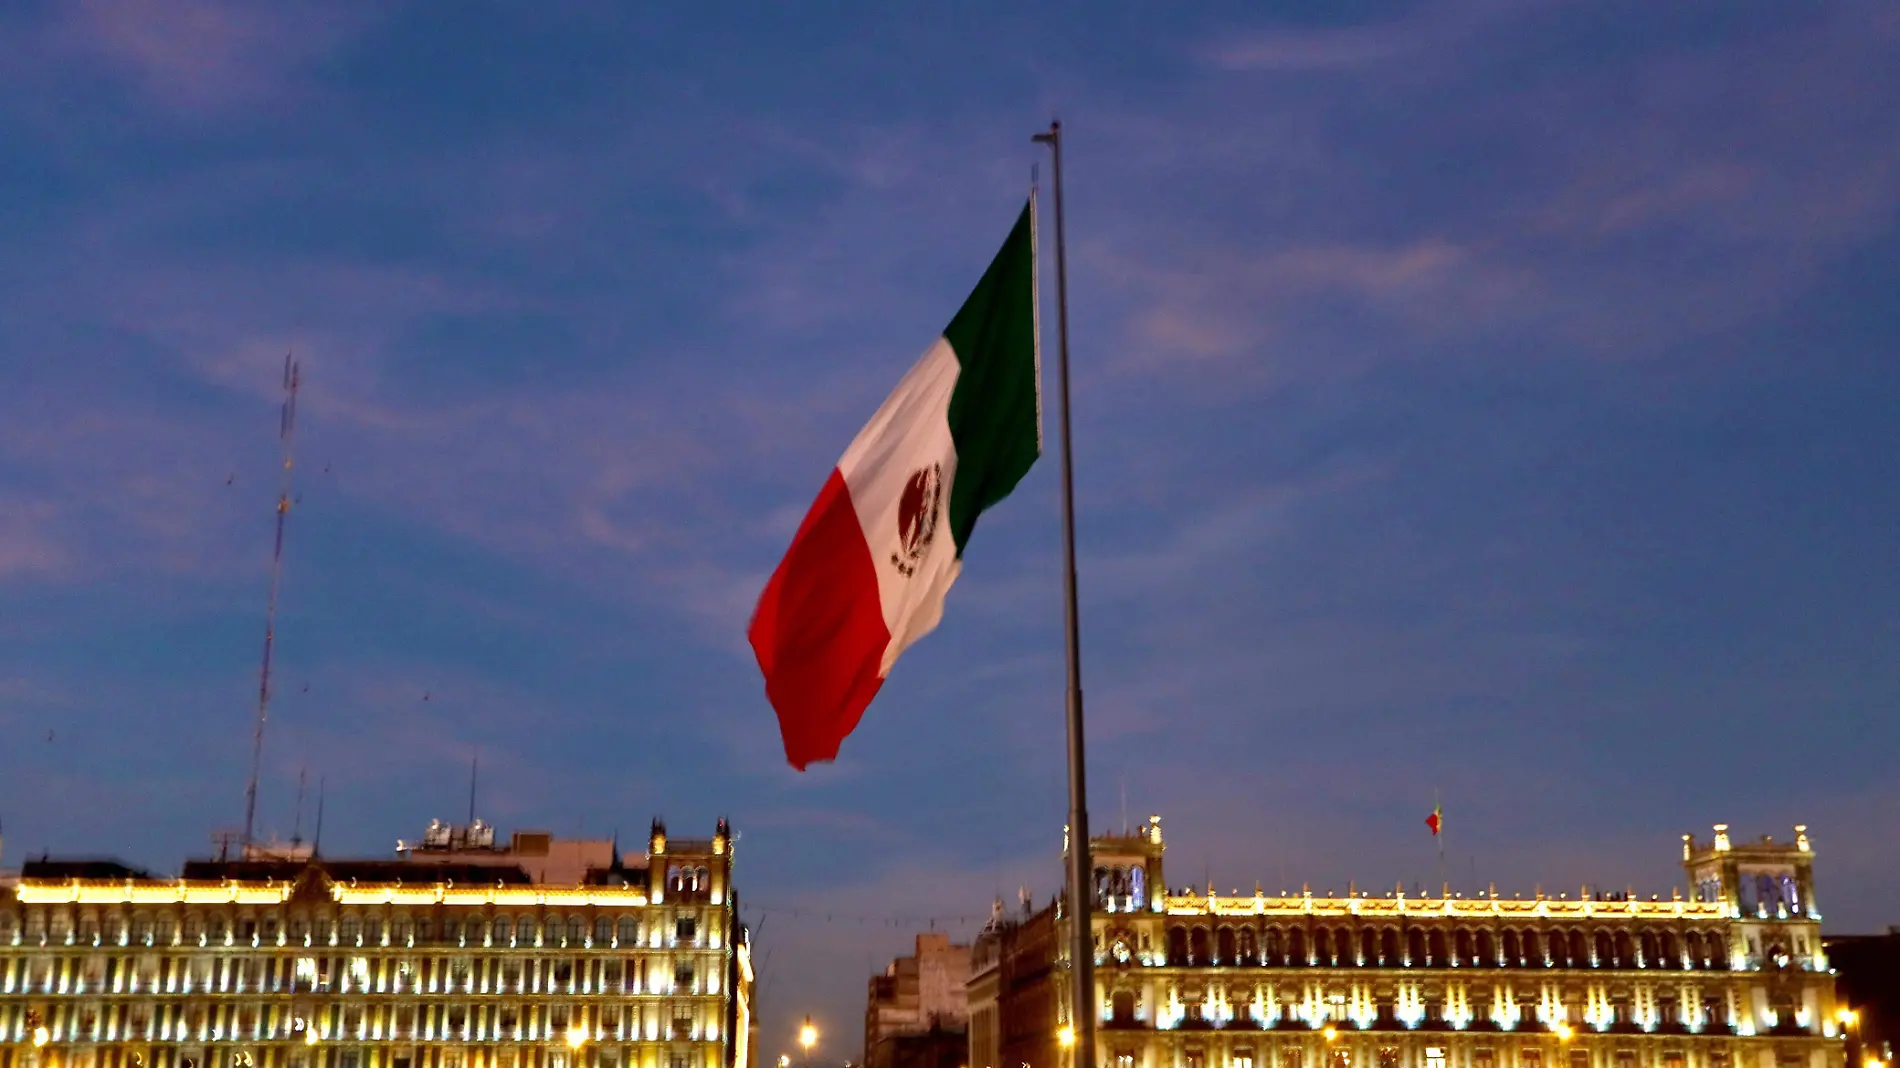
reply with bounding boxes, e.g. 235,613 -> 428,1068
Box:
0,820 -> 752,1068
866,934 -> 971,1068
972,817 -> 1844,1068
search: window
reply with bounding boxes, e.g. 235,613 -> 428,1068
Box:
675,963 -> 695,989
517,918 -> 536,945
676,917 -> 697,943
1186,1052 -> 1205,1068
566,918 -> 584,946
1117,1056 -> 1137,1068
493,917 -> 511,945
595,918 -> 612,945
618,917 -> 638,945
1568,1053 -> 1589,1068
1426,1049 -> 1447,1068
1234,1053 -> 1254,1068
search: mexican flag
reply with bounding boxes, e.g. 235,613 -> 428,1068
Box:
749,200 -> 1041,770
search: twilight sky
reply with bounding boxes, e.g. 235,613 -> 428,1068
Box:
2,0 -> 1898,1058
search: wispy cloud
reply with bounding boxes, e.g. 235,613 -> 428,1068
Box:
56,0 -> 375,118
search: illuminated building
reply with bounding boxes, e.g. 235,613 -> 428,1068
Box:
1821,929 -> 1897,1068
0,820 -> 752,1068
971,818 -> 1844,1068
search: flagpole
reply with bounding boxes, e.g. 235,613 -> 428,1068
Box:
1034,117 -> 1096,1068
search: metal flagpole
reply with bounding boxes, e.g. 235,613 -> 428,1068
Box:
1033,117 -> 1096,1068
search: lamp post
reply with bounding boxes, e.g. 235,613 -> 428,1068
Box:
799,1018 -> 819,1068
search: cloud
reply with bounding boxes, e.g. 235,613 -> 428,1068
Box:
1207,0 -> 1531,73
55,0 -> 375,118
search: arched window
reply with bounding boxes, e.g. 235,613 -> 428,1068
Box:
1167,926 -> 1189,966
1502,930 -> 1519,966
1594,932 -> 1612,967
1548,931 -> 1568,967
1217,927 -> 1236,965
1288,928 -> 1306,965
1708,933 -> 1728,969
1659,932 -> 1678,967
1407,929 -> 1425,966
1315,928 -> 1332,966
492,916 -> 511,945
594,917 -> 612,945
1613,932 -> 1632,968
1336,927 -> 1353,964
1455,930 -> 1473,965
1189,927 -> 1210,966
1361,929 -> 1377,965
1685,931 -> 1703,967
1569,931 -> 1586,965
567,917 -> 585,945
1477,930 -> 1495,966
618,917 -> 638,946
517,917 -> 537,945
1427,930 -> 1447,967
1111,990 -> 1137,1024
1238,926 -> 1258,964
1780,875 -> 1801,914
1130,867 -> 1147,911
340,916 -> 361,946
1265,929 -> 1283,966
1522,929 -> 1541,965
1381,929 -> 1399,966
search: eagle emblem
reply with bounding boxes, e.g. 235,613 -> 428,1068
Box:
890,463 -> 942,578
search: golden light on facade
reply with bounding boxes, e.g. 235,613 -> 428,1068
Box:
1554,1023 -> 1574,1041
33,1027 -> 51,1048
1057,1026 -> 1076,1049
566,1026 -> 589,1050
1838,1009 -> 1858,1027
799,1019 -> 819,1052
1322,1027 -> 1338,1042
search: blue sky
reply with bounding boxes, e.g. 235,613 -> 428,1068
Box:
2,0 -> 1898,1056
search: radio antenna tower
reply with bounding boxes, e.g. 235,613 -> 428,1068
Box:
243,353 -> 301,849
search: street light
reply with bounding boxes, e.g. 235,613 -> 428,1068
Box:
1057,1026 -> 1075,1049
32,1027 -> 51,1048
1553,1023 -> 1574,1042
567,1025 -> 589,1051
800,1019 -> 819,1055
